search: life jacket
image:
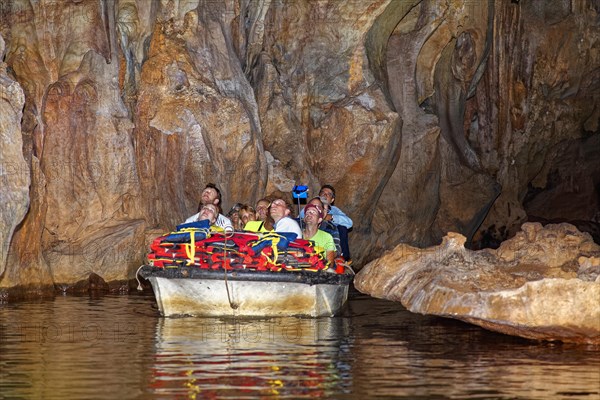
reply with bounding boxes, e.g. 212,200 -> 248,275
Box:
147,224 -> 342,273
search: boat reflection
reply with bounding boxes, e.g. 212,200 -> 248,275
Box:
149,315 -> 351,398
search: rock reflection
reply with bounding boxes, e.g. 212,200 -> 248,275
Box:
1,293 -> 598,399
348,294 -> 600,399
149,316 -> 351,398
0,295 -> 157,399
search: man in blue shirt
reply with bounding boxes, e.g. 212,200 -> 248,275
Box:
317,185 -> 353,229
299,185 -> 353,228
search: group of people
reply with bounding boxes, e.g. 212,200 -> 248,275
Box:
184,183 -> 353,264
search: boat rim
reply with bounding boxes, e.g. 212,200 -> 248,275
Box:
139,265 -> 354,286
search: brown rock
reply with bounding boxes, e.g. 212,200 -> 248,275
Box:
0,32 -> 30,278
1,1 -> 145,292
355,223 -> 600,344
365,1 -> 599,259
0,1 -> 598,294
134,10 -> 267,227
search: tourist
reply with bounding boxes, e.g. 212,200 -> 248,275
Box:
304,197 -> 343,257
318,184 -> 352,260
240,204 -> 273,233
255,198 -> 270,221
302,203 -> 336,265
316,185 -> 352,228
185,183 -> 233,230
244,198 -> 274,232
300,185 -> 352,259
196,204 -> 219,227
227,203 -> 243,230
270,197 -> 302,238
299,185 -> 353,227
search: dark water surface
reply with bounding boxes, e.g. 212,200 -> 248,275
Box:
1,290 -> 599,399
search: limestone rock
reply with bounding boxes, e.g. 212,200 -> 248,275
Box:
0,32 -> 30,278
134,4 -> 267,227
364,0 -> 599,258
471,1 -> 600,245
254,0 -> 400,218
355,223 -> 600,344
1,1 -> 145,292
0,1 -> 598,293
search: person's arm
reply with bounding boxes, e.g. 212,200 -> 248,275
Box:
329,206 -> 353,228
323,231 -> 337,265
326,250 -> 335,265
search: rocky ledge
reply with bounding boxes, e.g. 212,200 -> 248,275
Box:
355,222 -> 600,344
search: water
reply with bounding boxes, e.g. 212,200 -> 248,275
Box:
1,290 -> 599,399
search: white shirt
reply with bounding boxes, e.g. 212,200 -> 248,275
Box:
185,212 -> 233,231
274,216 -> 303,239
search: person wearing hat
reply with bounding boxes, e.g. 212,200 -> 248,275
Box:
227,203 -> 243,230
302,203 -> 336,265
303,197 -> 343,257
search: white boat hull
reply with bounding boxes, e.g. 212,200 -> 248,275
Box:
141,266 -> 353,317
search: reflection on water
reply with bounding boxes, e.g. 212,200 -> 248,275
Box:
348,295 -> 600,399
0,290 -> 599,399
151,316 -> 350,398
0,294 -> 157,399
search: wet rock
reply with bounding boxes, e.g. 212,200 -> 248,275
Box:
87,272 -> 110,291
0,32 -> 30,278
134,4 -> 267,227
367,0 -> 600,259
0,1 -> 597,292
254,0 -> 400,224
355,223 -> 600,344
1,0 -> 145,289
472,1 -> 600,245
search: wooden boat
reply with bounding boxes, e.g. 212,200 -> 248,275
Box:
139,224 -> 354,317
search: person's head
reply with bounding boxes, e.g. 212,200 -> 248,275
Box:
308,196 -> 324,207
201,183 -> 222,207
308,196 -> 329,215
255,198 -> 270,221
318,185 -> 336,205
269,198 -> 291,223
198,203 -> 219,225
303,203 -> 324,228
239,204 -> 256,227
227,203 -> 243,229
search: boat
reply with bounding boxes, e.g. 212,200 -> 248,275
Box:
139,222 -> 354,317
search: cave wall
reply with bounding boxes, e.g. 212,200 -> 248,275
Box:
0,0 -> 598,292
471,0 -> 600,245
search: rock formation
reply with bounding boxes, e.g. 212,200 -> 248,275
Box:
355,223 -> 600,344
0,1 -> 598,294
0,32 -> 30,283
